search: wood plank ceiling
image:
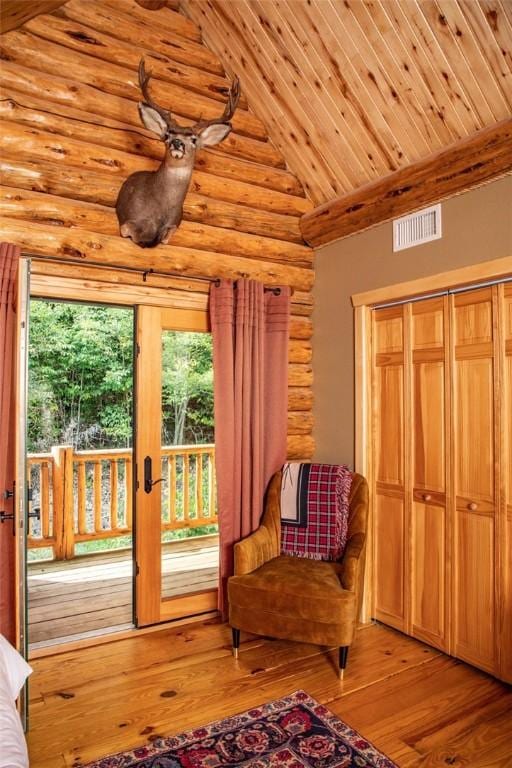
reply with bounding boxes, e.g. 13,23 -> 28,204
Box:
182,0 -> 512,208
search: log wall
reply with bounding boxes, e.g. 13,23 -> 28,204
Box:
0,0 -> 315,459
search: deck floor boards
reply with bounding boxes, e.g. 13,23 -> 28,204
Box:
27,622 -> 512,767
28,537 -> 219,646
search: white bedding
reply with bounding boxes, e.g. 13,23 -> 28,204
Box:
0,635 -> 31,768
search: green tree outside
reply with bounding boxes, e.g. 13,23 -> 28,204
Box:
28,301 -> 134,451
28,302 -> 215,451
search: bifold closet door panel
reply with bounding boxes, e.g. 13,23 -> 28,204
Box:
501,285 -> 512,682
452,288 -> 497,674
410,298 -> 449,651
373,306 -> 407,631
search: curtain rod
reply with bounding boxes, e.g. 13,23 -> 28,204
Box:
212,277 -> 283,295
22,254 -> 290,296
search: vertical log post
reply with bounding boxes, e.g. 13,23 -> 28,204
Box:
183,454 -> 190,522
169,454 -> 176,524
41,461 -> 50,540
77,460 -> 86,535
208,450 -> 215,518
52,445 -> 75,560
110,459 -> 118,530
196,453 -> 203,519
94,461 -> 102,533
125,457 -> 133,530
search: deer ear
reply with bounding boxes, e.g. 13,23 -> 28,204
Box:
196,123 -> 232,148
138,102 -> 167,138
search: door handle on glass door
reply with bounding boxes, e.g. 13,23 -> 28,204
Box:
144,455 -> 164,494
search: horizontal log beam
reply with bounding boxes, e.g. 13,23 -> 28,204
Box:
30,270 -> 211,311
288,364 -> 313,388
0,30 -> 266,141
0,218 -> 314,290
0,62 -> 284,169
134,1 -> 179,10
0,157 -> 304,243
289,317 -> 312,340
62,0 -> 223,75
287,412 -> 314,434
0,121 -> 311,217
287,434 -> 314,460
288,340 -> 312,364
0,93 -> 302,195
30,257 -> 209,295
0,187 -> 313,267
301,119 -> 512,247
288,388 -> 313,411
102,0 -> 200,43
0,0 -> 67,33
24,13 -> 249,108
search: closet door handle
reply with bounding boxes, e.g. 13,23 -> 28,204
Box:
422,493 -> 432,502
467,502 -> 478,511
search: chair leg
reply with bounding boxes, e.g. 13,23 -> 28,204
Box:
339,646 -> 349,679
232,628 -> 240,659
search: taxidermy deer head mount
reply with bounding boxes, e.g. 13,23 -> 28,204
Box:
116,59 -> 241,248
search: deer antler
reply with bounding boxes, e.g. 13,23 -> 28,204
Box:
192,76 -> 241,132
138,58 -> 181,130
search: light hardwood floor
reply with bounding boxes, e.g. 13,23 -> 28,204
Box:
27,621 -> 512,767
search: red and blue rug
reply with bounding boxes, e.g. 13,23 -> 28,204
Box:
84,690 -> 397,767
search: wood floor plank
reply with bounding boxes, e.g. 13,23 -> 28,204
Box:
27,538 -> 219,644
412,695 -> 512,755
26,623 -> 512,768
410,709 -> 512,767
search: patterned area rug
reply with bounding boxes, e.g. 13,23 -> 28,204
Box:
83,690 -> 397,767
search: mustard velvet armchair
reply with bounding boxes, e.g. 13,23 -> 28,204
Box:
228,470 -> 369,676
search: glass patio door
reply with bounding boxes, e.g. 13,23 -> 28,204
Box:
135,306 -> 218,626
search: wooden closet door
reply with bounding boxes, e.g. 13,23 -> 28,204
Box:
451,287 -> 497,674
373,306 -> 407,631
410,298 -> 449,651
500,284 -> 512,682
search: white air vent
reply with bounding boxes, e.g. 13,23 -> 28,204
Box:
393,204 -> 442,252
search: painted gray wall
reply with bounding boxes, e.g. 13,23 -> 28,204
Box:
313,175 -> 512,466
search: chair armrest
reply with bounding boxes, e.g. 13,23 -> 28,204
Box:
233,471 -> 282,575
339,532 -> 366,591
234,525 -> 278,575
339,474 -> 369,591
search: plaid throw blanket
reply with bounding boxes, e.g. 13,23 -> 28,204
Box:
280,463 -> 352,561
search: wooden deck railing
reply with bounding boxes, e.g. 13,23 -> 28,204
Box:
27,444 -> 217,560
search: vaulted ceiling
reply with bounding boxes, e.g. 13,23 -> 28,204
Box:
183,0 -> 512,207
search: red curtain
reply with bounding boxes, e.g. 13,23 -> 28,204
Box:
210,278 -> 290,615
0,243 -> 20,643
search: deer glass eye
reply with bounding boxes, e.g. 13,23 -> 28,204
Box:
191,137 -> 197,145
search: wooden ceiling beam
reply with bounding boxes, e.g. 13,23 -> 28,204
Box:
0,217 -> 314,291
300,119 -> 512,248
